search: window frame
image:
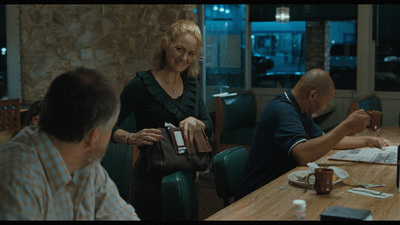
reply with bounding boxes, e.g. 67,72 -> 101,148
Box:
6,4 -> 22,99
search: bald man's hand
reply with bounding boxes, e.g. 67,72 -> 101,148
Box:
344,109 -> 370,134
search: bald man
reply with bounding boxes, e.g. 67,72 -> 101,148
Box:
234,69 -> 390,200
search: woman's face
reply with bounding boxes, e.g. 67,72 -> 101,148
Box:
163,33 -> 198,73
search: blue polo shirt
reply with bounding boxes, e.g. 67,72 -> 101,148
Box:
234,90 -> 323,200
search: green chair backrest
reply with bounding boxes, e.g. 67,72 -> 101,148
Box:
221,92 -> 257,130
348,94 -> 382,116
358,96 -> 382,112
100,113 -> 136,201
213,146 -> 249,206
161,171 -> 197,220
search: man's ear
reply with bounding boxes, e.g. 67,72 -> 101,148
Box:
85,128 -> 100,150
309,90 -> 318,100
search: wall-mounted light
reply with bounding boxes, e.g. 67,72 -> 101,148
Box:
276,5 -> 290,23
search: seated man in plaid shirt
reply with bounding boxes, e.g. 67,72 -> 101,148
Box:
0,67 -> 139,220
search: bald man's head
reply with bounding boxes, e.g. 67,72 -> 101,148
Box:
295,69 -> 335,98
291,69 -> 335,115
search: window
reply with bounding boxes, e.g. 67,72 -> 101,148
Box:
203,4 -> 246,111
251,21 -> 305,88
250,21 -> 357,89
249,4 -> 358,90
329,21 -> 357,90
374,4 -> 400,92
0,4 -> 6,98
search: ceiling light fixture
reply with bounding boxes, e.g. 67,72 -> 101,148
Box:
276,5 -> 290,23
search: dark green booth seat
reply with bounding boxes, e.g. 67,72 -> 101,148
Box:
220,126 -> 256,147
348,94 -> 382,115
213,146 -> 248,207
324,94 -> 383,134
348,94 -> 382,130
100,113 -> 136,201
215,91 -> 257,153
161,171 -> 198,220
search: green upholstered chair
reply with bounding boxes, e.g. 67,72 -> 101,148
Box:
213,146 -> 249,207
347,94 -> 382,134
215,91 -> 257,153
100,113 -> 136,201
348,94 -> 382,116
161,171 -> 198,220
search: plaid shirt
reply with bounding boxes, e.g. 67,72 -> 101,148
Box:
0,126 -> 139,220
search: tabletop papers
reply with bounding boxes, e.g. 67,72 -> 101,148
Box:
328,145 -> 397,165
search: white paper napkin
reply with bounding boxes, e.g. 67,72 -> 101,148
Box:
307,162 -> 320,172
347,188 -> 393,199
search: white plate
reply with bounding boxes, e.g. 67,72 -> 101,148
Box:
287,170 -> 342,189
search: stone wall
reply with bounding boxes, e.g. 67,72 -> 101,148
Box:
20,4 -> 197,103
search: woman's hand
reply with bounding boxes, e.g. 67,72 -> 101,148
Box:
179,117 -> 205,144
127,128 -> 162,146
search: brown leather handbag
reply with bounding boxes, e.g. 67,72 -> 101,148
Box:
145,126 -> 213,172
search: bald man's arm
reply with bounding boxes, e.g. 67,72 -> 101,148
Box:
291,109 -> 371,165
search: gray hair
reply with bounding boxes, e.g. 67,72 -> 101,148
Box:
39,67 -> 120,142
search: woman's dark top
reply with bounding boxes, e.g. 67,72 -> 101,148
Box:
112,70 -> 213,220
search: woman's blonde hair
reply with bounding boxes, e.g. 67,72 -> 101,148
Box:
151,20 -> 203,78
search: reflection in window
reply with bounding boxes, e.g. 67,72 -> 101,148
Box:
204,4 -> 246,111
329,21 -> 357,90
374,4 -> 400,92
251,20 -> 357,90
251,21 -> 305,88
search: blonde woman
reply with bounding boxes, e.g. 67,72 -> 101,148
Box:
112,20 -> 213,220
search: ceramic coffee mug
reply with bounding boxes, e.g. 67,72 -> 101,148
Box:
305,168 -> 334,194
366,110 -> 382,131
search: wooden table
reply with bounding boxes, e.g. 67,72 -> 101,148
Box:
206,126 -> 400,220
